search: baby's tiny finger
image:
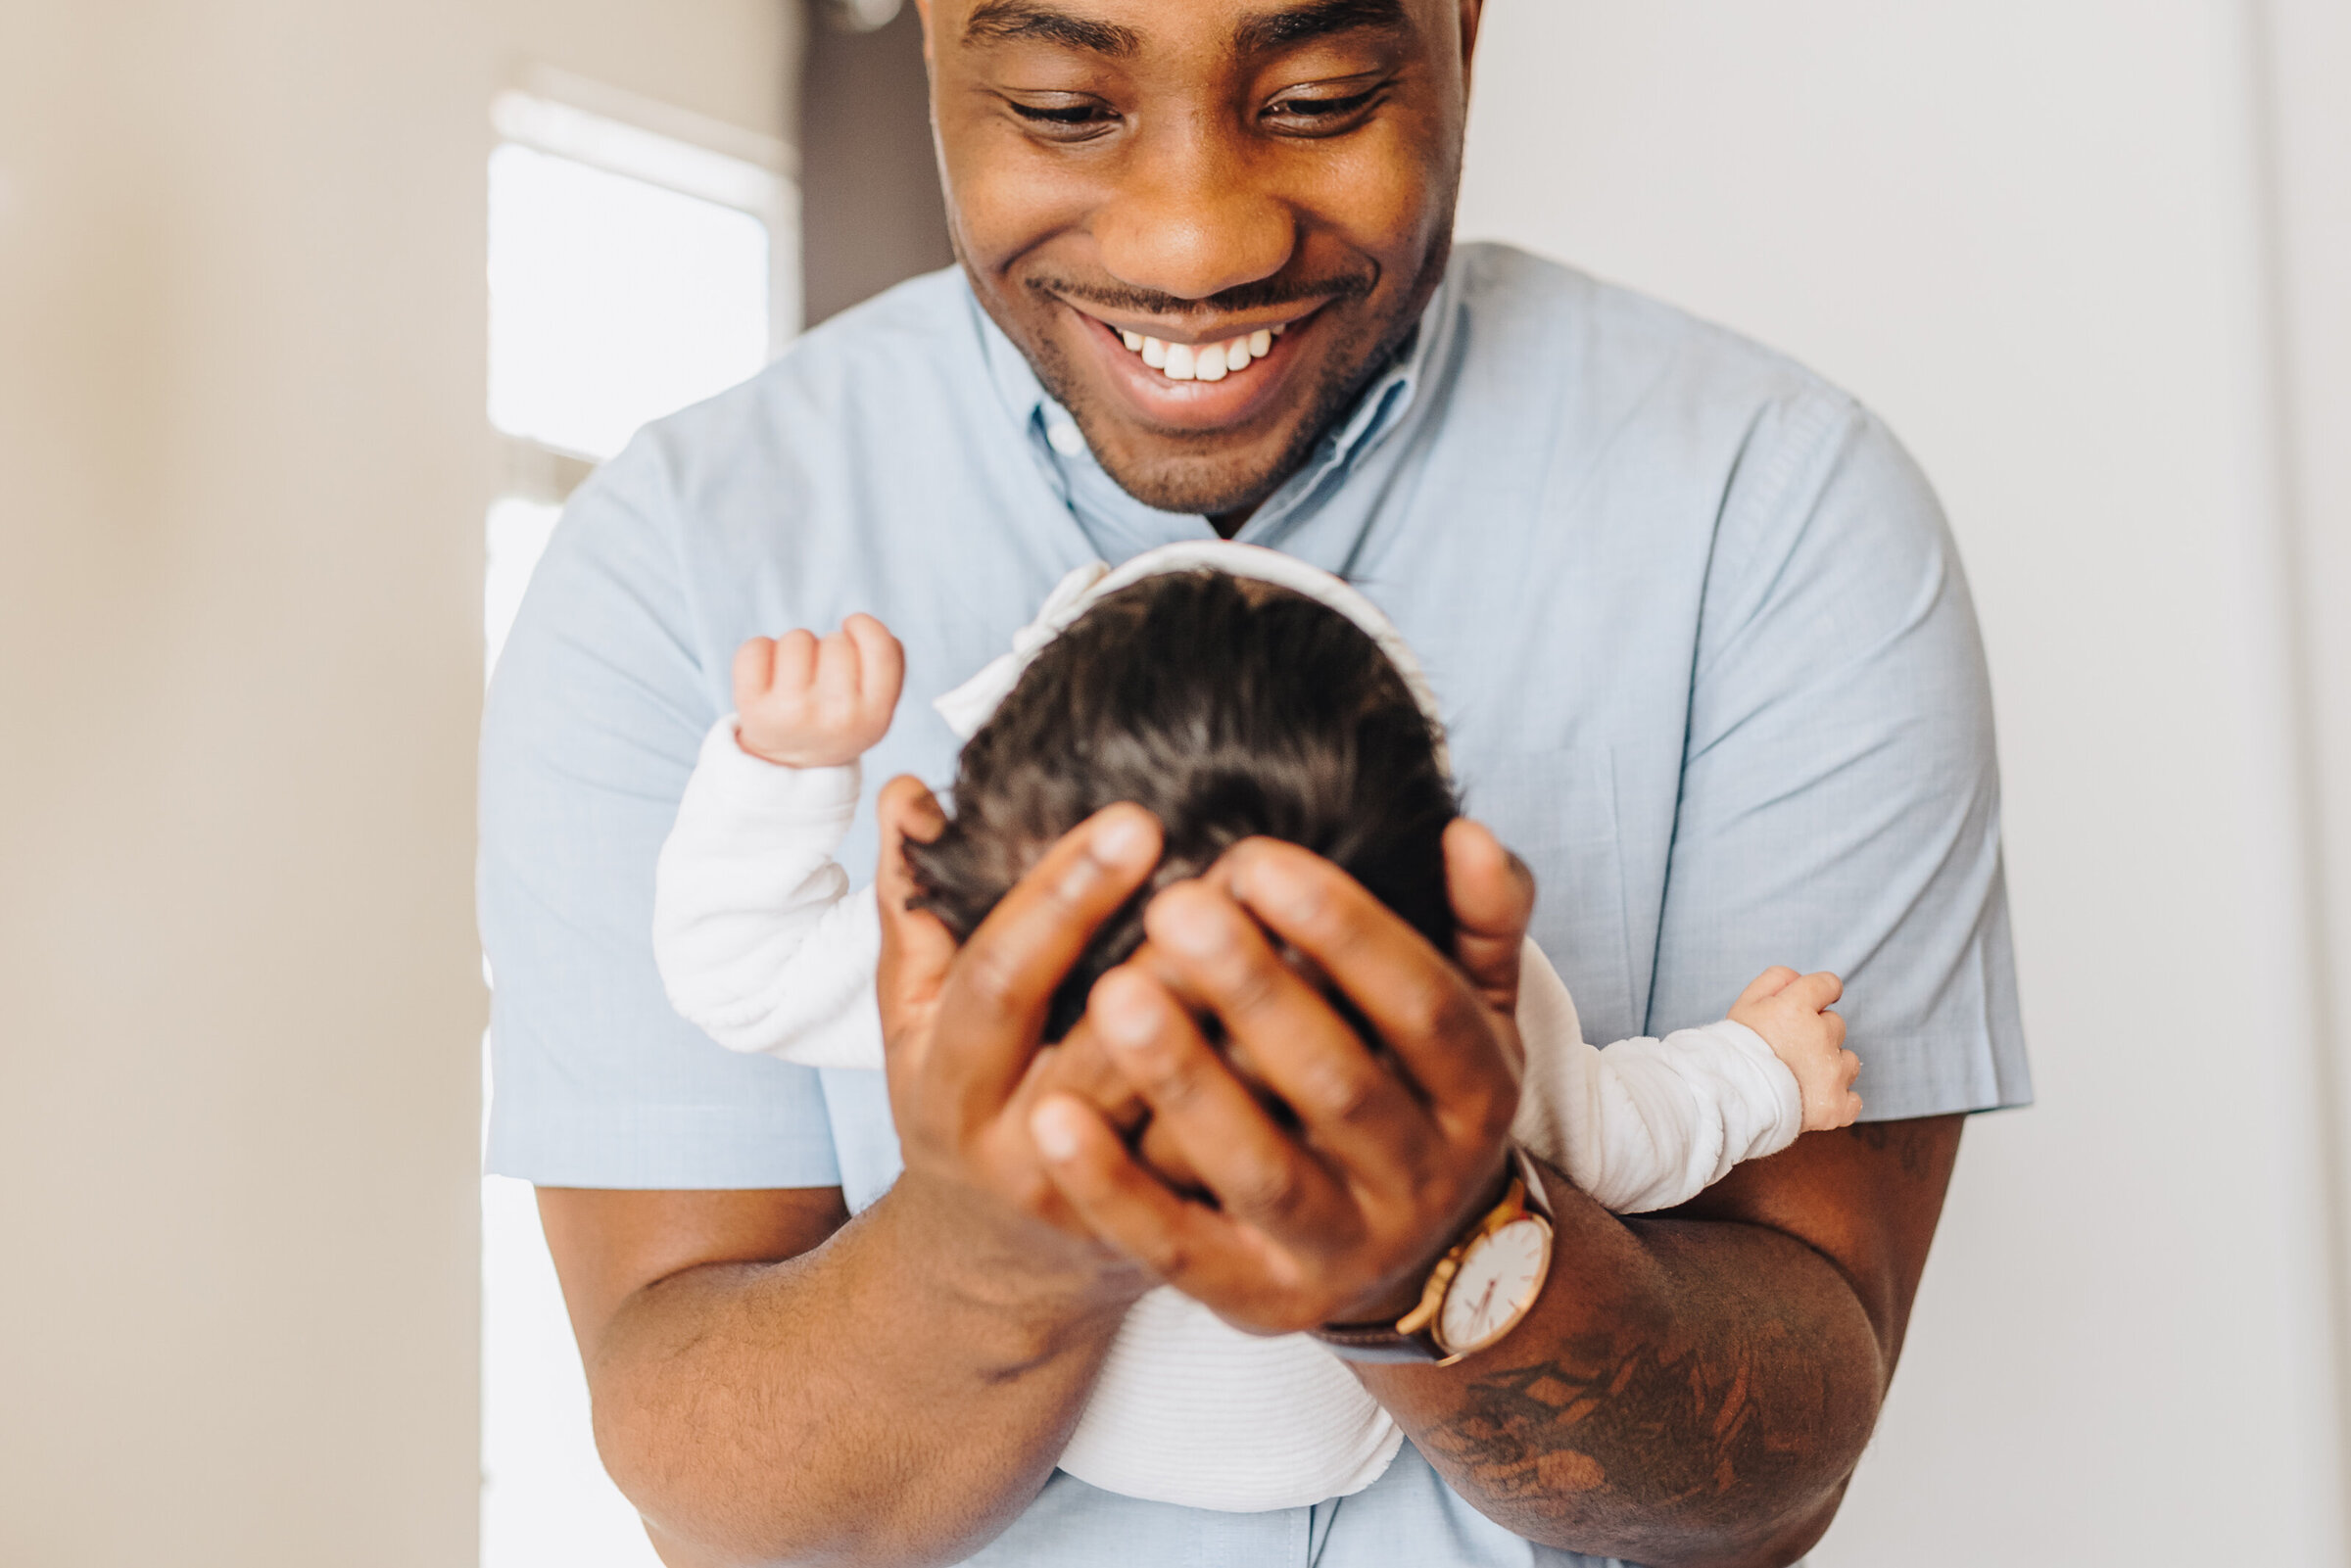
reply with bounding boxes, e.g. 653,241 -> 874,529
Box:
732,637 -> 777,699
1734,967 -> 1801,1008
814,627 -> 862,713
774,628 -> 819,692
1788,971 -> 1844,1012
842,613 -> 905,689
1827,1010 -> 1847,1047
1839,1049 -> 1861,1087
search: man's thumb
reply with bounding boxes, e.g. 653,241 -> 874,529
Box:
874,774 -> 956,1047
1444,817 -> 1533,1010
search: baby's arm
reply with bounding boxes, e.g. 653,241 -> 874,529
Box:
651,617 -> 902,1068
1726,966 -> 1864,1131
1511,943 -> 1860,1214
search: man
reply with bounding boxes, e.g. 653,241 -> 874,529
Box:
480,1 -> 2031,1563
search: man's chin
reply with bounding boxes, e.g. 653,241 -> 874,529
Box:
1072,363 -> 1367,519
1085,440 -> 1300,520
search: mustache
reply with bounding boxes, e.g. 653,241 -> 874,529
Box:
1027,268 -> 1376,318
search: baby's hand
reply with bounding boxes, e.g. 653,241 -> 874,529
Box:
1728,967 -> 1862,1132
733,613 -> 905,768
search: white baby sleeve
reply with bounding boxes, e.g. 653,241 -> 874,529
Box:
650,716 -> 886,1070
1511,938 -> 1803,1213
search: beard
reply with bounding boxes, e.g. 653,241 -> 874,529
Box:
1011,231 -> 1455,521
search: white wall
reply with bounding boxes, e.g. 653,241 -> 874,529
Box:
1458,2 -> 2351,1561
0,5 -> 792,1563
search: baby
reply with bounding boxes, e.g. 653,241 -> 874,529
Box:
653,542 -> 1860,1513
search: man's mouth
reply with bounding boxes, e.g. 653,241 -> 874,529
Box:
1109,322 -> 1288,383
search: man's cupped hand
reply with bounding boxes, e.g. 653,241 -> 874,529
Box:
874,775 -> 1533,1333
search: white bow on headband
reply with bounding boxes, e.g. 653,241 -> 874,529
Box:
931,540 -> 1451,777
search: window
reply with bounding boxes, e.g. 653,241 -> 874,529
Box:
481,68 -> 793,1568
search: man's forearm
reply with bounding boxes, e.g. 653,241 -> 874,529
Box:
585,1182 -> 1139,1568
1376,1210 -> 1880,1564
1366,1124 -> 1955,1568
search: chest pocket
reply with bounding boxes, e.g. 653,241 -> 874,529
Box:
1460,746 -> 1637,1047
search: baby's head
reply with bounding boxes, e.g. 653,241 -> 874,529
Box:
907,569 -> 1460,1039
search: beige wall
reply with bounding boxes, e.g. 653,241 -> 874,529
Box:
0,4 -> 794,1562
1458,1 -> 2351,1560
9,2 -> 2349,1563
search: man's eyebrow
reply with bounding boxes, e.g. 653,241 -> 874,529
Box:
1231,0 -> 1413,56
962,0 -> 1141,57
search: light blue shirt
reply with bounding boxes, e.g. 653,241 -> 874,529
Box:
480,244 -> 2030,1566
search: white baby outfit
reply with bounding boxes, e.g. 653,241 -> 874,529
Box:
652,542 -> 1805,1514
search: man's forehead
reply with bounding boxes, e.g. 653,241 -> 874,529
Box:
952,0 -> 1417,59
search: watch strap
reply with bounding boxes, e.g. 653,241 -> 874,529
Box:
1310,1148 -> 1554,1365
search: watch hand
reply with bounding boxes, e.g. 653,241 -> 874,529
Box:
1470,1278 -> 1497,1331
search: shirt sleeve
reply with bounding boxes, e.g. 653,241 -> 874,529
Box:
651,721 -> 885,1069
479,442 -> 844,1189
1648,392 -> 2032,1120
1513,939 -> 1804,1213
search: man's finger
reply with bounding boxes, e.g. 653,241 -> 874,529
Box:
1088,965 -> 1358,1244
1444,819 -> 1533,1011
1221,839 -> 1516,1143
1031,1093 -> 1301,1311
1135,885 -> 1437,1199
930,804 -> 1163,1110
874,776 -> 956,1056
1021,1017 -> 1149,1137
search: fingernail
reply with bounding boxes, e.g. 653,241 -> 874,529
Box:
1032,1103 -> 1080,1161
1091,808 -> 1153,867
1230,861 -> 1309,924
1150,895 -> 1224,958
1092,974 -> 1157,1049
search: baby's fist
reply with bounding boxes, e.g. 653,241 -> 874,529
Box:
1729,967 -> 1862,1132
733,613 -> 905,768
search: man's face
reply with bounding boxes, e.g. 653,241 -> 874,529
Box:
917,0 -> 1482,521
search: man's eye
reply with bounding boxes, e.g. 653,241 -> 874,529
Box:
1265,87 -> 1382,126
1007,98 -> 1120,133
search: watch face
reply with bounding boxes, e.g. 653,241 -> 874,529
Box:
1437,1215 -> 1553,1355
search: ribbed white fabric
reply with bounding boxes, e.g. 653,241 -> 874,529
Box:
650,719 -> 881,1069
649,547 -> 1807,1512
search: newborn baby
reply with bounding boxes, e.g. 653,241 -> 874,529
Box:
653,542 -> 1860,1512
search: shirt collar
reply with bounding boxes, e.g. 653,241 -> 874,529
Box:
964,266 -> 1461,564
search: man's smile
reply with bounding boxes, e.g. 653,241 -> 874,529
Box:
1053,294 -> 1329,432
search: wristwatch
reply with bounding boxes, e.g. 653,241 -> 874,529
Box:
1312,1147 -> 1557,1366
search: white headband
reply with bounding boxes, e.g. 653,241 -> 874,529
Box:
932,540 -> 1451,776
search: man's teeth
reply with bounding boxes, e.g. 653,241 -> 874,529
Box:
1117,323 -> 1286,382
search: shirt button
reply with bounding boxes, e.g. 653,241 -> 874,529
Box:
1045,419 -> 1086,456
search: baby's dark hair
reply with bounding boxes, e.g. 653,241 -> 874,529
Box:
905,569 -> 1460,1040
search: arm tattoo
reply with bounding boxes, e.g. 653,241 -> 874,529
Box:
1419,1317 -> 1823,1526
1415,1122 -> 1950,1529
1850,1119 -> 1942,1182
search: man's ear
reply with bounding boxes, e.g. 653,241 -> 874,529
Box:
1457,0 -> 1485,94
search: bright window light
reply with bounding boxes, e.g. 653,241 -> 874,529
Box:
484,83 -> 787,1568
484,498 -> 561,679
488,142 -> 772,460
481,1177 -> 661,1568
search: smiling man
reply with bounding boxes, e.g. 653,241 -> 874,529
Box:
479,2 -> 2030,1565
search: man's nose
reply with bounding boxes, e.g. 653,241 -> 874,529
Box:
1092,125 -> 1295,304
